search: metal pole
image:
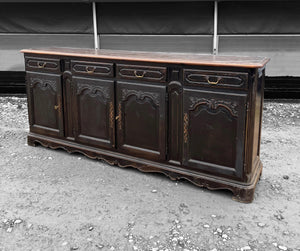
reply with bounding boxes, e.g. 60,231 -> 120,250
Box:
213,1 -> 218,55
92,2 -> 99,49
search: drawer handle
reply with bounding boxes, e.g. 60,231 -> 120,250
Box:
54,105 -> 60,110
37,62 -> 47,68
86,66 -> 96,74
206,76 -> 221,85
134,70 -> 146,78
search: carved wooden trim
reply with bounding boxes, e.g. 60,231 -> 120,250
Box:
168,80 -> 183,94
168,80 -> 183,163
119,68 -> 164,80
30,78 -> 57,92
76,82 -> 110,102
189,97 -> 238,117
121,89 -> 160,106
27,59 -> 59,70
186,74 -> 244,86
72,64 -> 112,76
27,134 -> 262,203
183,69 -> 248,89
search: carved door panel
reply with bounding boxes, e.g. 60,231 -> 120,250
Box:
26,72 -> 64,137
116,81 -> 166,160
73,77 -> 115,149
182,88 -> 247,179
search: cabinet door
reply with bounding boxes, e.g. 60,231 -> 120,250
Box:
183,88 -> 247,179
27,72 -> 64,137
73,76 -> 115,149
116,81 -> 166,160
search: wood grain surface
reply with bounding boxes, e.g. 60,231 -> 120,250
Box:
21,47 -> 269,68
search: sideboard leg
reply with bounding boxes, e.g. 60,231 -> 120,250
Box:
27,137 -> 37,147
232,187 -> 255,203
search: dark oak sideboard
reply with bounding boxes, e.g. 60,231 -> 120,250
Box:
21,48 -> 269,203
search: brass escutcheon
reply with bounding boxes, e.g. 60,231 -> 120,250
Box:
109,102 -> 114,129
183,113 -> 189,143
117,103 -> 122,130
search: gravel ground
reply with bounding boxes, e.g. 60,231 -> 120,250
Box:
0,96 -> 299,251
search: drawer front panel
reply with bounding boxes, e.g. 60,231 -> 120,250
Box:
71,61 -> 113,77
117,64 -> 167,83
25,57 -> 60,73
184,69 -> 248,89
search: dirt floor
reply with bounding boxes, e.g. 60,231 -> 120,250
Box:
0,96 -> 299,251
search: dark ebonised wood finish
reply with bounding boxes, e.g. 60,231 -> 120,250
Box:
22,48 -> 269,203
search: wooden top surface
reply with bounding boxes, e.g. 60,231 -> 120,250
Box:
21,47 -> 270,68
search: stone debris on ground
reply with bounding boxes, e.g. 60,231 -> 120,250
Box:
278,246 -> 288,251
257,222 -> 266,227
240,246 -> 251,251
0,97 -> 299,250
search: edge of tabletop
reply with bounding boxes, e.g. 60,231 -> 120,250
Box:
20,48 -> 270,69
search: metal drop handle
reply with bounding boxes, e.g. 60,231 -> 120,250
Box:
206,76 -> 221,85
37,62 -> 46,68
134,70 -> 146,78
86,66 -> 96,74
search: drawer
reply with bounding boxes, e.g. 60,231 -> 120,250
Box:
71,61 -> 113,77
25,57 -> 60,73
117,64 -> 167,83
183,69 -> 248,89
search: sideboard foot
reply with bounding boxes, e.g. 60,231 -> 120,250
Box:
232,187 -> 255,203
231,163 -> 262,203
27,137 -> 37,147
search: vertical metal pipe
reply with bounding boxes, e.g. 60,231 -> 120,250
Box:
92,2 -> 99,49
213,1 -> 218,55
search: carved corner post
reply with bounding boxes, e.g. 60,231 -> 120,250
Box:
25,73 -> 34,128
244,67 -> 265,182
62,70 -> 75,139
167,69 -> 183,165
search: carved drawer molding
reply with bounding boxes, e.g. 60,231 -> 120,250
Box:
117,64 -> 167,83
184,69 -> 248,90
